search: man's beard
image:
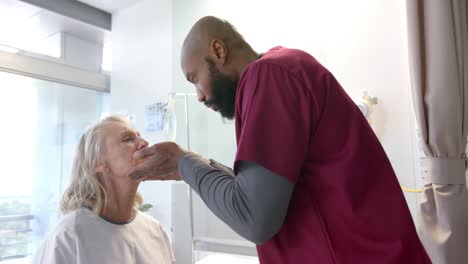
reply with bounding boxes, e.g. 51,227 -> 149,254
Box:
204,58 -> 238,120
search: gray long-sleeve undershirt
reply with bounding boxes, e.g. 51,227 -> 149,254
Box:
178,153 -> 294,244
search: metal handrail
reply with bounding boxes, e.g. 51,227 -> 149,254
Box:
0,241 -> 30,248
0,254 -> 29,261
0,214 -> 34,261
193,237 -> 257,256
0,214 -> 34,223
0,228 -> 32,235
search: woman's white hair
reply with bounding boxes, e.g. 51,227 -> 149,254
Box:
60,115 -> 142,215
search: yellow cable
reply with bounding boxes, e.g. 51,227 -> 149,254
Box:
400,185 -> 424,193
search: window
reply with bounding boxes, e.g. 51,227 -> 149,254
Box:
0,71 -> 109,263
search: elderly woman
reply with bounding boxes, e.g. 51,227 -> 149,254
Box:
35,116 -> 175,264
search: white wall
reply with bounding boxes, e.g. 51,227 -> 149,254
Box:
171,0 -> 420,219
111,0 -> 173,232
111,0 -> 422,255
320,0 -> 421,220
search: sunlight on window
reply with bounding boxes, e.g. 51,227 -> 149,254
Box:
0,72 -> 36,197
0,72 -> 36,264
102,42 -> 112,72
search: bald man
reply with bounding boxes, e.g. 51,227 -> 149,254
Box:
131,16 -> 432,264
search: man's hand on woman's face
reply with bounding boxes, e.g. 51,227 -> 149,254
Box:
129,141 -> 186,181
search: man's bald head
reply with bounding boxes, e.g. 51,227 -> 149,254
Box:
180,17 -> 259,120
181,16 -> 251,61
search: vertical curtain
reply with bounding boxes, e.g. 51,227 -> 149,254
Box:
406,0 -> 468,263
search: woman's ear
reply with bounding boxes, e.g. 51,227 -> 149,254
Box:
96,161 -> 108,175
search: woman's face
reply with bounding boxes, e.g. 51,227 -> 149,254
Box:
99,120 -> 148,179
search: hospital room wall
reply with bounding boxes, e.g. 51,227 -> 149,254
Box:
110,0 -> 174,234
171,0 -> 420,219
320,0 -> 421,219
110,0 -> 421,239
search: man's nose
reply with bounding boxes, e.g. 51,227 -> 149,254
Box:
196,87 -> 205,102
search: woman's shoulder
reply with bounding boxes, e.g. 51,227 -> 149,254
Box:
134,211 -> 168,233
38,209 -> 96,252
34,210 -> 88,263
133,211 -> 173,255
135,210 -> 161,226
50,208 -> 95,236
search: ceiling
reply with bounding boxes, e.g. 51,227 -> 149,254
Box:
76,0 -> 140,13
0,0 -> 110,46
0,0 -> 143,55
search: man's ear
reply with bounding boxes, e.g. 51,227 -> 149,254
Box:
210,39 -> 227,64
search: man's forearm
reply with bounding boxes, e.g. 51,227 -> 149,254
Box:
178,153 -> 293,244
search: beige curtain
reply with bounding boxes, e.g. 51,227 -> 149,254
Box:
406,0 -> 468,263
